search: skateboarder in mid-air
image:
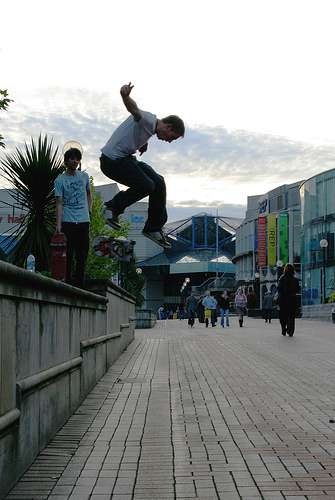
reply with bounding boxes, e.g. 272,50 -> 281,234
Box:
100,82 -> 185,249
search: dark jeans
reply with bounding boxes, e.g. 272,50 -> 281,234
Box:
62,222 -> 89,288
100,155 -> 167,232
197,306 -> 204,323
279,301 -> 296,335
205,310 -> 216,327
188,310 -> 196,326
264,309 -> 272,322
220,308 -> 229,326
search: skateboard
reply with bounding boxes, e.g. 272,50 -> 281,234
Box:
50,233 -> 67,281
92,236 -> 135,262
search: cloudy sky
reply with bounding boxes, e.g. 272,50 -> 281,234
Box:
1,0 -> 335,221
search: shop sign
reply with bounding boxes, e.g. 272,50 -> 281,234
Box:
0,213 -> 25,224
131,214 -> 144,223
258,198 -> 268,214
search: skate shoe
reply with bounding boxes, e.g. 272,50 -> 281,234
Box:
141,228 -> 172,249
103,207 -> 121,231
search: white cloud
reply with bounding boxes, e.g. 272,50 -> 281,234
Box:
1,86 -> 335,212
2,0 -> 335,218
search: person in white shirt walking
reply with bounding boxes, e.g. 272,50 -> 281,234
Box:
202,290 -> 217,328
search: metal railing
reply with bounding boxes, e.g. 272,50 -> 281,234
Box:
192,273 -> 235,296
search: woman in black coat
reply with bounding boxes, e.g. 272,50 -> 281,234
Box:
277,263 -> 300,337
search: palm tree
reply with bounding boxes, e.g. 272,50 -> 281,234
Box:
0,135 -> 64,271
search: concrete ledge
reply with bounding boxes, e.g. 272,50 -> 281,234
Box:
0,261 -> 108,308
86,278 -> 135,303
135,309 -> 157,329
302,303 -> 335,322
0,408 -> 20,434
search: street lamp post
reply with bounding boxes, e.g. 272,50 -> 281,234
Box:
320,239 -> 328,303
181,277 -> 191,295
254,272 -> 260,309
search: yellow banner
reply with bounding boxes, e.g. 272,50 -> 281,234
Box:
267,214 -> 276,266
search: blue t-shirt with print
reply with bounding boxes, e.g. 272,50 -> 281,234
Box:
54,170 -> 90,223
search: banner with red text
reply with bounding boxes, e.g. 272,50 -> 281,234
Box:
258,217 -> 267,267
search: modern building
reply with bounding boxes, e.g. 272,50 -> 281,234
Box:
300,167 -> 335,305
138,213 -> 242,311
233,181 -> 302,307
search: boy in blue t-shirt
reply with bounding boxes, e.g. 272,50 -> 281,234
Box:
54,148 -> 92,288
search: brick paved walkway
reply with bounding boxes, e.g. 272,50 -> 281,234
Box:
5,317 -> 335,499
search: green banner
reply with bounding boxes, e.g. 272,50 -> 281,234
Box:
279,212 -> 289,264
267,214 -> 276,266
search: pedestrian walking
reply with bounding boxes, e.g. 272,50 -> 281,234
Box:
235,288 -> 247,327
277,263 -> 300,336
197,296 -> 205,323
158,307 -> 164,320
202,290 -> 217,327
218,291 -> 230,327
178,300 -> 184,320
263,291 -> 274,323
185,291 -> 197,328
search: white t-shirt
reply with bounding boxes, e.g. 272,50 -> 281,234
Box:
101,111 -> 157,161
54,170 -> 90,223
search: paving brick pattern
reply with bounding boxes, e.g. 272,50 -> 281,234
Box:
5,317 -> 335,499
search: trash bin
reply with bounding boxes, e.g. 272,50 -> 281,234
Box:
332,308 -> 335,323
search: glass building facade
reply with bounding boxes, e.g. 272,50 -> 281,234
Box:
300,168 -> 335,305
234,182 -> 301,307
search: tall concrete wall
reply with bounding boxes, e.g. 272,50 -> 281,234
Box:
0,262 -> 135,499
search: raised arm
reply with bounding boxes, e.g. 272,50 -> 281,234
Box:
120,82 -> 142,122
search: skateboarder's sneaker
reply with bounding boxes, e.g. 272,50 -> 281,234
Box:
141,229 -> 172,249
103,207 -> 121,230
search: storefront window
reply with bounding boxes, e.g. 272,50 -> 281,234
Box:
300,168 -> 335,305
